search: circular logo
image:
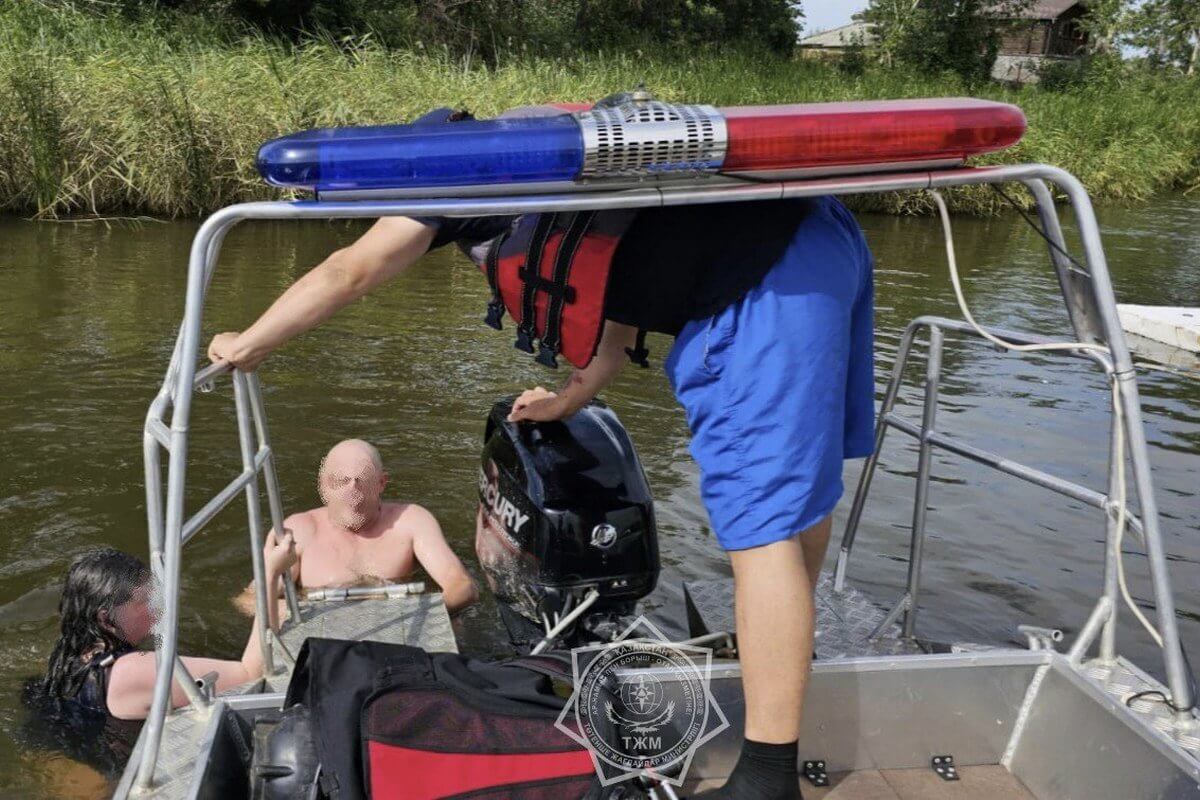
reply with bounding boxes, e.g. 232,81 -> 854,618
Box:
573,641 -> 709,772
590,523 -> 618,548
620,673 -> 664,715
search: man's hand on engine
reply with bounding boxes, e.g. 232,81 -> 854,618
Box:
508,386 -> 571,423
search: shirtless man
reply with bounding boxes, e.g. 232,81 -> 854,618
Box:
237,438 -> 478,614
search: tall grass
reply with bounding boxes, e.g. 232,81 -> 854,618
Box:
1,3 -> 1198,217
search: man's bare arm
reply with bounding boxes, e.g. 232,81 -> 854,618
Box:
232,514 -> 309,617
208,216 -> 437,371
508,321 -> 638,423
406,505 -> 479,614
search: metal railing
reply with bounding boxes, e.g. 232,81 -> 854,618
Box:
833,317 -> 1133,641
133,163 -> 1196,790
140,360 -> 303,785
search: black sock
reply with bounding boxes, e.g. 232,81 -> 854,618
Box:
690,738 -> 802,799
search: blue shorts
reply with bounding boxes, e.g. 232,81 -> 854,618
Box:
664,197 -> 875,551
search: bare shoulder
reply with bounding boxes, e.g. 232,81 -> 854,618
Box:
282,509 -> 319,541
385,502 -> 442,536
109,651 -> 154,683
107,652 -> 156,718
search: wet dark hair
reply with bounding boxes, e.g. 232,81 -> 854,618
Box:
43,549 -> 151,700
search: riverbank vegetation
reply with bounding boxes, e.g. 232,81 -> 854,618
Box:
1,2 -> 1198,218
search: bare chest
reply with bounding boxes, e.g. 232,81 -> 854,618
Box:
298,531 -> 414,589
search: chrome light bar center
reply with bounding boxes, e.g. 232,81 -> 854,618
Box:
575,101 -> 727,178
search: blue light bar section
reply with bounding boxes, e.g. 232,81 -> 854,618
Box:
256,115 -> 584,192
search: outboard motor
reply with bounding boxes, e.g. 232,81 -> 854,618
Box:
477,399 -> 659,649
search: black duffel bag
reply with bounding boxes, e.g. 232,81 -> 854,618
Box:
268,638 -> 615,800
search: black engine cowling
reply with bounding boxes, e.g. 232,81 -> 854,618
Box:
476,399 -> 659,646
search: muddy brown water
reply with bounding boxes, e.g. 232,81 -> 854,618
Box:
1,196 -> 1197,797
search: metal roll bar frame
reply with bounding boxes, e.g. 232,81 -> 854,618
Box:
134,163 -> 1195,790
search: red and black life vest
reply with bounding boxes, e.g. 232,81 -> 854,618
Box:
473,209 -> 639,370
417,101 -> 647,371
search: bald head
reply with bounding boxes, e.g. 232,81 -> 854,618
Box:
322,439 -> 383,474
318,439 -> 387,531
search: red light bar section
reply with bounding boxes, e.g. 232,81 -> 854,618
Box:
720,98 -> 1026,172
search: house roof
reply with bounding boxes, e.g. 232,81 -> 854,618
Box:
798,21 -> 877,48
798,2 -> 1082,49
1006,0 -> 1084,20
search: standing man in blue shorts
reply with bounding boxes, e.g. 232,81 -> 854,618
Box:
209,194 -> 874,799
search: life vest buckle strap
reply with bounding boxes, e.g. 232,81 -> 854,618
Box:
536,211 -> 594,366
516,269 -> 578,304
472,209 -> 634,370
484,299 -> 505,331
625,329 -> 651,368
535,342 -> 559,368
514,328 -> 535,354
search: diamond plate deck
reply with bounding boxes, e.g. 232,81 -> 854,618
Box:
266,593 -> 458,689
1082,658 -> 1200,760
119,705 -> 218,799
684,574 -> 925,658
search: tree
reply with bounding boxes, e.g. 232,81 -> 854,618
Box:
856,0 -> 1033,82
569,0 -> 803,56
854,0 -> 920,68
1076,0 -> 1134,55
110,0 -> 804,60
1128,0 -> 1200,75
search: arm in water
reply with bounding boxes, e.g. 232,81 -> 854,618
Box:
406,504 -> 479,614
106,533 -> 298,719
208,217 -> 437,371
507,321 -> 638,423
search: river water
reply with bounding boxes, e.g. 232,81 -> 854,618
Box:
1,196 -> 1197,797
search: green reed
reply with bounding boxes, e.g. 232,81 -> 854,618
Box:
1,3 -> 1197,217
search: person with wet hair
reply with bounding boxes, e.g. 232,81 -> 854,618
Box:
43,543 -> 295,720
234,438 -> 478,615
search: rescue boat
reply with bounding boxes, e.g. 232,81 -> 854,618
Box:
114,92 -> 1199,800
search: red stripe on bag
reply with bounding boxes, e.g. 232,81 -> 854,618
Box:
367,741 -> 594,800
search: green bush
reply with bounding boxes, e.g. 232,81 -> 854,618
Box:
31,0 -> 801,60
1,2 -> 1197,217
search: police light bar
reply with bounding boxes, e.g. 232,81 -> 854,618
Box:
257,97 -> 1025,197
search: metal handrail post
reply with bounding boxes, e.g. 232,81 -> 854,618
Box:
1020,179 -> 1104,346
834,320 -> 921,591
159,228 -> 233,409
1098,397 -> 1122,664
902,325 -> 945,639
143,434 -> 165,573
1068,596 -> 1114,664
1044,167 -> 1195,718
171,655 -> 210,711
135,210 -> 239,790
245,372 -> 303,624
232,371 -> 278,676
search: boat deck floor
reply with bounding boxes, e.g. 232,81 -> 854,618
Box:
810,766 -> 1036,799
266,592 -> 458,690
688,765 -> 1035,799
